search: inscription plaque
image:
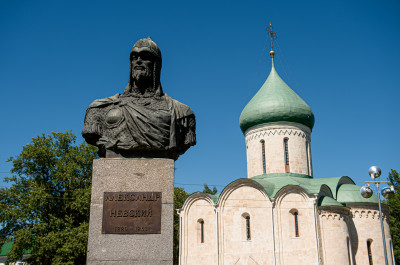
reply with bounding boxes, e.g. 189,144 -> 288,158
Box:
102,192 -> 162,234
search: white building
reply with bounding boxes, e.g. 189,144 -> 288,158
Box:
178,48 -> 394,265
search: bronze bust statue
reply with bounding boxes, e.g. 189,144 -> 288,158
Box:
82,37 -> 196,160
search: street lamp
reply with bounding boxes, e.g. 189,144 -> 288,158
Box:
360,166 -> 395,265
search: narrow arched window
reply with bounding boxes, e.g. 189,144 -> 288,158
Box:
294,212 -> 299,237
289,209 -> 299,237
242,213 -> 251,241
307,141 -> 313,176
306,141 -> 310,175
200,220 -> 204,243
367,240 -> 373,265
260,140 -> 266,174
197,219 -> 204,243
246,216 -> 251,240
284,138 -> 290,172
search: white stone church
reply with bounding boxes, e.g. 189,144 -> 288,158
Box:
177,48 -> 395,265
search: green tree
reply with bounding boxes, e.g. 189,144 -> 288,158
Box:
0,131 -> 98,265
388,169 -> 400,264
173,187 -> 189,265
202,184 -> 217,195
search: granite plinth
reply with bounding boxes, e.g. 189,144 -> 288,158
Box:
87,158 -> 174,265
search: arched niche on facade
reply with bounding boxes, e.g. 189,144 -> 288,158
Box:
217,178 -> 274,262
181,192 -> 215,213
180,192 -> 217,264
217,178 -> 271,208
274,185 -> 313,206
273,185 -> 317,265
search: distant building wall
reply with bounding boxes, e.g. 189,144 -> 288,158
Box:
0,255 -> 29,265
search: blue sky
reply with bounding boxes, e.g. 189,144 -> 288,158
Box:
0,0 -> 399,193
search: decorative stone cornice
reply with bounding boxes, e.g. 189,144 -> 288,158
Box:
347,203 -> 389,220
350,208 -> 388,220
246,129 -> 310,143
318,207 -> 351,221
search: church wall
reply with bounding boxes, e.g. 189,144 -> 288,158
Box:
274,188 -> 318,265
245,122 -> 312,178
181,197 -> 217,265
348,204 -> 394,265
318,207 -> 353,265
179,187 -> 395,265
219,185 -> 273,265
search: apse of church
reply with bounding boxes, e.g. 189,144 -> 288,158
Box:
178,26 -> 394,265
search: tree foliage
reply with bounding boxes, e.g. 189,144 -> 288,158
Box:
0,132 -> 217,264
202,184 -> 218,195
173,187 -> 189,265
388,169 -> 400,264
0,131 -> 98,265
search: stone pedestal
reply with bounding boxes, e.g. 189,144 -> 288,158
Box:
87,158 -> 174,265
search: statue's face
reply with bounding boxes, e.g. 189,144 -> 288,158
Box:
131,46 -> 154,84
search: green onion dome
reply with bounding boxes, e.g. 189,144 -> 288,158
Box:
239,60 -> 315,134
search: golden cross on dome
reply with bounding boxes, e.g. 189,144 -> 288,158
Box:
266,22 -> 277,58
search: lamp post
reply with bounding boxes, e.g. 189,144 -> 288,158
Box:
360,166 -> 395,265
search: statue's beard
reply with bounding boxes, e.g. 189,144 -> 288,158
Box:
131,68 -> 154,95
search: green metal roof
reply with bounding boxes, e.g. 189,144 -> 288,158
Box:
239,60 -> 315,134
251,174 -> 371,205
311,176 -> 355,198
208,194 -> 220,204
0,241 -> 13,256
252,173 -> 324,198
0,241 -> 31,256
247,173 -> 375,206
186,174 -> 379,208
318,196 -> 345,207
336,184 -> 379,204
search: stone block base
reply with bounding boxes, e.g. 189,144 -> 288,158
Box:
87,158 -> 174,265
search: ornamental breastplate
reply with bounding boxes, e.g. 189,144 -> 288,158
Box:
105,108 -> 124,128
102,96 -> 172,150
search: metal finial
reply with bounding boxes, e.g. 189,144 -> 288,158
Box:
369,166 -> 381,179
382,187 -> 395,199
360,185 -> 373,198
266,22 -> 277,58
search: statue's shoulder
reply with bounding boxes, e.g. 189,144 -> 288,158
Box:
164,94 -> 194,118
88,93 -> 121,108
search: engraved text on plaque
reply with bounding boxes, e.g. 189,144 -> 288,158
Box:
102,192 -> 162,234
